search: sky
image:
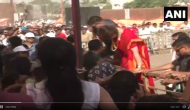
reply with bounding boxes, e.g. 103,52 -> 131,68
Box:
0,0 -> 63,3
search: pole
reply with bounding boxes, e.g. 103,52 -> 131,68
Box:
71,0 -> 83,69
10,0 -> 14,25
61,0 -> 64,23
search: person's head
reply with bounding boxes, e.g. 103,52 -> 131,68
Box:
5,57 -> 31,76
65,28 -> 71,35
122,26 -> 126,29
132,23 -> 137,28
172,37 -> 190,57
167,22 -> 171,26
26,25 -> 33,32
141,24 -> 146,29
33,28 -> 38,35
55,27 -> 62,36
3,29 -> 9,36
171,32 -> 188,40
32,67 -> 46,82
81,26 -> 87,34
83,51 -> 101,70
87,16 -> 103,35
25,32 -> 35,43
87,16 -> 103,27
67,35 -> 75,45
8,36 -> 22,49
184,21 -> 188,25
1,71 -> 18,91
135,95 -> 184,110
48,24 -> 53,31
163,21 -> 167,25
97,25 -> 118,56
61,25 -> 66,30
39,36 -> 49,43
109,70 -> 139,95
159,23 -> 163,27
13,45 -> 29,57
88,39 -> 103,54
153,23 -> 157,28
37,28 -> 43,35
97,25 -> 118,42
37,38 -> 84,109
108,70 -> 139,109
145,22 -> 150,28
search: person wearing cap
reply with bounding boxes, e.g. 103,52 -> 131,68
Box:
55,27 -> 67,40
24,32 -> 36,58
13,45 -> 30,58
81,26 -> 92,43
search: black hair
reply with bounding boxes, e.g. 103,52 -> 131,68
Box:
108,70 -> 139,109
135,95 -> 186,110
39,36 -> 49,43
2,53 -> 17,66
37,38 -> 84,109
97,25 -> 118,57
88,39 -> 103,51
83,51 -> 100,80
8,37 -> 22,49
172,37 -> 190,47
87,16 -> 103,26
32,67 -> 46,82
171,32 -> 188,39
67,35 -> 75,43
55,27 -> 62,31
22,44 -> 29,49
1,72 -> 17,90
5,57 -> 31,76
153,23 -> 157,25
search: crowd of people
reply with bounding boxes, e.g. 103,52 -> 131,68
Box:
0,15 -> 190,110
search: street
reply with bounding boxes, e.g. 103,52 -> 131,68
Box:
150,53 -> 172,94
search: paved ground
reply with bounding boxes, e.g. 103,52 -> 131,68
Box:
149,53 -> 172,94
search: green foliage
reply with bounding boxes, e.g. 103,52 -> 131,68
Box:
123,0 -> 178,8
102,2 -> 112,9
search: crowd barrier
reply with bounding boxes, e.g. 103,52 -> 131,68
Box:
81,29 -> 190,54
139,29 -> 190,54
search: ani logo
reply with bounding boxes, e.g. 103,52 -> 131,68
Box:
164,7 -> 188,21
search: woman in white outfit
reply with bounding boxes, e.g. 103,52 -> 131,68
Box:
26,38 -> 118,110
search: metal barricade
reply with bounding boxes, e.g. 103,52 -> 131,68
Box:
139,31 -> 173,54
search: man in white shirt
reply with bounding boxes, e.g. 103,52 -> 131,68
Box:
150,23 -> 159,33
159,23 -> 165,31
1,29 -> 9,46
139,24 -> 151,39
164,22 -> 175,31
180,21 -> 190,29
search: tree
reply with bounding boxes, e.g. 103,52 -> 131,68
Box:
102,2 -> 112,9
123,0 -> 178,8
